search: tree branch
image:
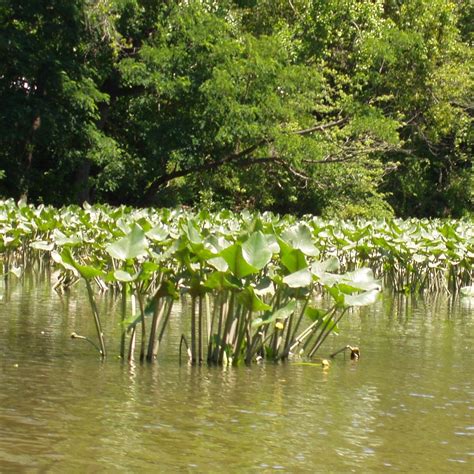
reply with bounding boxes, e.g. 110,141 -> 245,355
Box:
142,117 -> 348,203
291,117 -> 348,136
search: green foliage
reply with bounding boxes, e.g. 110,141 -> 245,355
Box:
0,0 -> 471,217
2,200 -> 472,362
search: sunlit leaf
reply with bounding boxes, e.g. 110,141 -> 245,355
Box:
106,224 -> 148,260
283,268 -> 312,288
344,289 -> 380,306
242,231 -> 273,270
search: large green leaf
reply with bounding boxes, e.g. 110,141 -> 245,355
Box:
106,224 -> 148,260
220,243 -> 258,278
146,224 -> 169,242
340,268 -> 381,292
281,224 -> 318,256
204,271 -> 240,291
311,257 -> 340,275
182,219 -> 203,245
344,289 -> 380,307
283,268 -> 312,288
208,256 -> 228,272
241,231 -> 273,270
30,241 -> 54,251
280,246 -> 308,273
57,248 -> 104,280
114,270 -> 137,282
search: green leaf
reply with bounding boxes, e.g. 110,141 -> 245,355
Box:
252,300 -> 297,328
312,257 -> 340,275
204,271 -> 240,291
183,219 -> 203,245
52,250 -> 77,275
237,286 -> 271,312
283,268 -> 312,288
241,231 -> 273,270
156,280 -> 179,299
340,268 -> 381,291
146,224 -> 169,241
114,270 -> 136,282
220,243 -> 258,278
281,224 -> 318,256
208,256 -> 228,272
305,306 -> 326,322
344,289 -> 380,307
327,285 -> 346,308
58,248 -> 103,280
30,241 -> 54,251
254,277 -> 275,296
106,223 -> 148,260
281,247 -> 308,273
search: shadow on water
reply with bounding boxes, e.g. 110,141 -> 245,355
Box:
0,279 -> 473,471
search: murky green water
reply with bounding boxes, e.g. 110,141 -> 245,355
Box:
1,278 -> 473,472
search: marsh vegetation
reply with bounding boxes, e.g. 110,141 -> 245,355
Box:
1,200 -> 472,363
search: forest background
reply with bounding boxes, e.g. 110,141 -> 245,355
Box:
0,0 -> 472,218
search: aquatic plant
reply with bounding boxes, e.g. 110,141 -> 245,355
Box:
0,200 -> 472,363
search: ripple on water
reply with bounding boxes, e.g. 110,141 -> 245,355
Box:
1,283 -> 474,472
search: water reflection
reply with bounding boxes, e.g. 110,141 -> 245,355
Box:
0,282 -> 473,471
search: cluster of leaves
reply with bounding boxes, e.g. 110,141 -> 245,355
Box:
0,0 -> 471,217
1,201 -> 472,361
1,200 -> 472,293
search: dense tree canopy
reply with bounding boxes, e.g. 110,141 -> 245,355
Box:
0,0 -> 472,217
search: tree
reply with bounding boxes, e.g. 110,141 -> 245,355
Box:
101,0 -> 401,217
0,0 -> 471,217
357,0 -> 473,216
0,0 -> 118,204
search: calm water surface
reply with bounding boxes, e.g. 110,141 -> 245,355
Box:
1,278 -> 473,472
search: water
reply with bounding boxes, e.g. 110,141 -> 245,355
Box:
1,278 -> 473,472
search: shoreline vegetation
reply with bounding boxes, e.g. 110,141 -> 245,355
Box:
1,1 -> 472,218
1,200 -> 472,364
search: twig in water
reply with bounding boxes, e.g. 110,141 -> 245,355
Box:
70,332 -> 103,356
330,345 -> 360,360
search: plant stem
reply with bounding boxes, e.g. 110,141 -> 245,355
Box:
146,294 -> 165,362
309,308 -> 348,358
120,282 -> 127,359
85,279 -> 106,358
191,296 -> 196,364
